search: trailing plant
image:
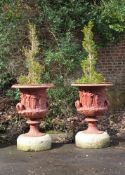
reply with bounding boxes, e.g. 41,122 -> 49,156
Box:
5,89 -> 19,101
0,1 -> 22,92
18,23 -> 44,84
76,21 -> 104,84
0,61 -> 16,93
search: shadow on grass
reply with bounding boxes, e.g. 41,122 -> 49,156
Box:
0,142 -> 16,149
52,142 -> 73,149
110,136 -> 125,147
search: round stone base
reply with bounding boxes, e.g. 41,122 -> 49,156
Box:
75,131 -> 110,149
17,134 -> 52,151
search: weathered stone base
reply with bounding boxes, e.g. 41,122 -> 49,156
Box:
75,131 -> 110,149
17,134 -> 52,151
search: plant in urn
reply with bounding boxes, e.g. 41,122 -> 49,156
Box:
12,23 -> 54,151
71,21 -> 112,148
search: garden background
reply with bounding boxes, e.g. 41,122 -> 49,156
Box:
0,0 -> 125,144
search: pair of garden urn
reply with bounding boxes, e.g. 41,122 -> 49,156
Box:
12,82 -> 112,151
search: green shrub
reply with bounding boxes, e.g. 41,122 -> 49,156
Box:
18,23 -> 44,84
93,0 -> 125,42
76,21 -> 104,83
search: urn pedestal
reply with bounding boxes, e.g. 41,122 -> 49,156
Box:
12,84 -> 54,151
71,83 -> 112,149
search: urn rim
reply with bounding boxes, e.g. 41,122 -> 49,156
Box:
71,82 -> 113,87
12,83 -> 54,89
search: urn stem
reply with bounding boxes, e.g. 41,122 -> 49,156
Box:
26,119 -> 44,137
84,118 -> 103,134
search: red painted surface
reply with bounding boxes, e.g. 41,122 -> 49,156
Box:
72,83 -> 112,134
12,84 -> 54,137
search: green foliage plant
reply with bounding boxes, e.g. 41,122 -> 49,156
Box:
76,21 -> 104,84
98,0 -> 125,42
18,23 -> 44,84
